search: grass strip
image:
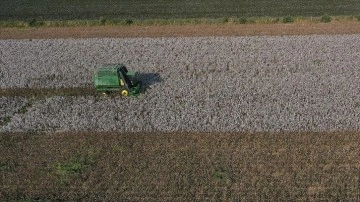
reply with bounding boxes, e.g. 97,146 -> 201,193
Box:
0,15 -> 359,28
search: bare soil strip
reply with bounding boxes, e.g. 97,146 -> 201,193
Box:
1,131 -> 360,200
1,22 -> 360,39
0,87 -> 95,98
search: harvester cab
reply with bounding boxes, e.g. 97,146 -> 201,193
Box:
93,64 -> 141,96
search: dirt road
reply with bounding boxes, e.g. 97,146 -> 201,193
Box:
1,22 -> 360,39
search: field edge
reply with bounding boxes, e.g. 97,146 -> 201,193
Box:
1,21 -> 360,39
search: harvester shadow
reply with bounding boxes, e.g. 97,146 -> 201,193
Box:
137,72 -> 163,93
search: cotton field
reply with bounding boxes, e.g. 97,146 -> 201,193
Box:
1,35 -> 360,132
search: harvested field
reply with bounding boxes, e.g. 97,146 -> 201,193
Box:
1,35 -> 360,132
1,132 -> 360,201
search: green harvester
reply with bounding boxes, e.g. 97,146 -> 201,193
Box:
93,64 -> 141,96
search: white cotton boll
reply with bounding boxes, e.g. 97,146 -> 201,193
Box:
1,35 -> 360,132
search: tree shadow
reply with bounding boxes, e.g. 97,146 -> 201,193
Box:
137,72 -> 163,92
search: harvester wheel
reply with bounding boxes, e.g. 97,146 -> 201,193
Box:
121,90 -> 129,96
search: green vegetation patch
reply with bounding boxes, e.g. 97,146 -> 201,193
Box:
0,116 -> 12,126
213,167 -> 232,184
17,101 -> 33,114
55,155 -> 97,185
321,14 -> 332,23
56,156 -> 94,175
283,16 -> 295,23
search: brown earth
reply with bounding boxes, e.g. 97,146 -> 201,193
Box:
1,131 -> 360,201
0,87 -> 95,98
1,22 -> 360,39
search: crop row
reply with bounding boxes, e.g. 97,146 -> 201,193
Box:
2,0 -> 360,21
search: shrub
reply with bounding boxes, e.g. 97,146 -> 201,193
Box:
239,17 -> 248,24
222,17 -> 229,23
28,19 -> 38,27
321,14 -> 331,23
0,116 -> 11,126
28,19 -> 44,27
282,16 -> 294,23
124,19 -> 133,25
99,17 -> 106,25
